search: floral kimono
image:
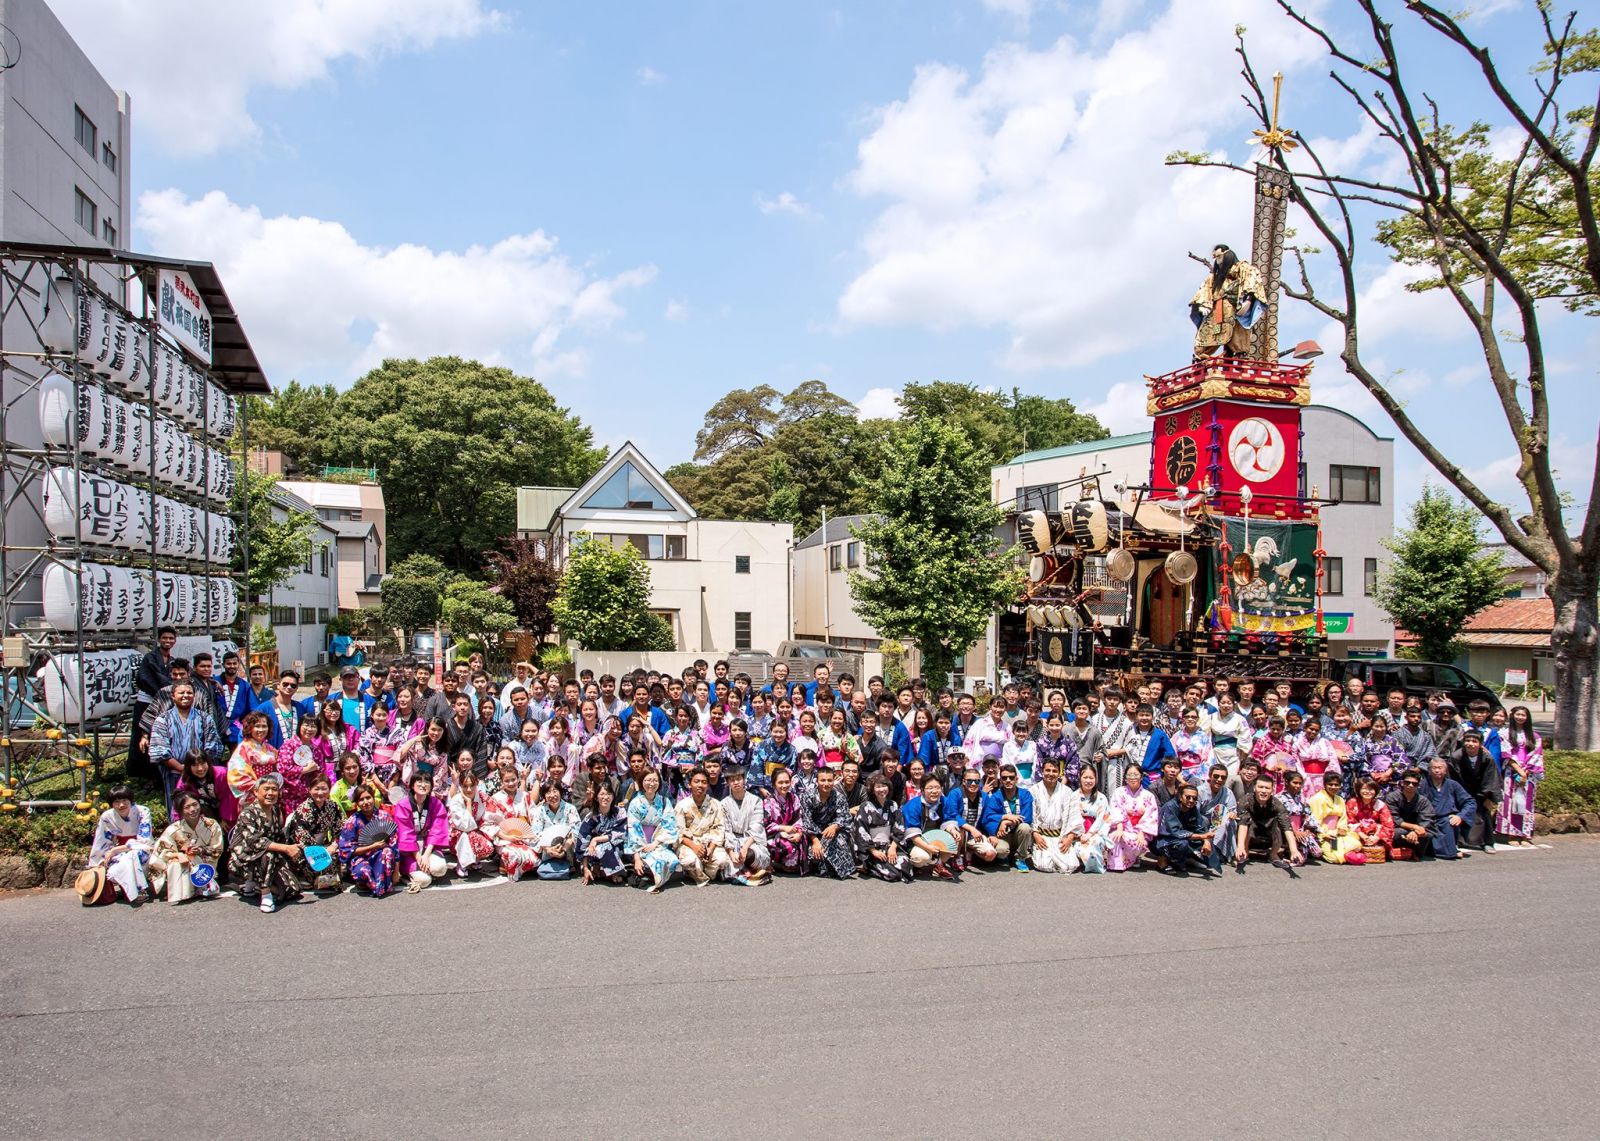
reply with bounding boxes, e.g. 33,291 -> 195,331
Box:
447,786 -> 495,874
852,798 -> 910,881
700,718 -> 732,759
1496,730 -> 1544,839
1251,731 -> 1296,791
1170,728 -> 1213,785
229,800 -> 304,897
625,793 -> 682,888
660,729 -> 702,783
225,740 -> 280,806
578,806 -> 628,879
1346,795 -> 1395,854
763,789 -> 807,872
815,724 -> 860,771
1035,731 -> 1082,787
1293,735 -> 1341,798
273,740 -> 319,815
1363,737 -> 1407,786
337,805 -> 398,897
331,774 -> 388,817
149,815 -> 223,903
313,727 -> 359,781
530,797 -> 582,878
288,798 -> 344,888
1307,788 -> 1361,864
89,804 -> 154,900
175,764 -> 239,830
1106,785 -> 1158,872
1070,791 -> 1111,873
485,787 -> 539,880
358,721 -> 409,785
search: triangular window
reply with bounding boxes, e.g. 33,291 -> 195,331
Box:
580,461 -> 671,510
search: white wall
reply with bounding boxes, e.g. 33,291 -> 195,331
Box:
792,542 -> 881,645
266,515 -> 340,672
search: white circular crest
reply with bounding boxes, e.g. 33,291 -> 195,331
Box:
1227,417 -> 1286,482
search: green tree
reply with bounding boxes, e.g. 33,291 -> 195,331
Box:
233,469 -> 315,603
1375,487 -> 1507,664
899,381 -> 1108,467
848,420 -> 1022,685
379,553 -> 459,639
241,380 -> 340,472
1169,5 -> 1600,748
489,538 -> 561,644
551,534 -> 675,650
693,384 -> 782,461
765,453 -> 801,527
442,579 -> 517,652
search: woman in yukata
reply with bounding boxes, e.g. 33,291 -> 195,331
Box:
529,779 -> 581,880
287,769 -> 345,890
226,712 -> 280,807
484,763 -> 538,882
1106,764 -> 1158,872
446,771 -> 495,878
1307,777 -> 1362,864
274,716 -> 323,816
700,702 -> 733,760
392,769 -> 449,891
314,701 -> 358,781
852,774 -> 912,883
1069,766 -> 1112,873
577,782 -> 629,885
1346,777 -> 1395,859
338,784 -> 399,898
175,750 -> 238,835
356,702 -> 407,789
1496,705 -> 1544,847
762,767 -> 808,874
1292,716 -> 1340,798
625,769 -> 681,893
88,786 -> 154,903
148,793 -> 223,904
1277,770 -> 1319,864
395,719 -> 450,795
228,774 -> 305,913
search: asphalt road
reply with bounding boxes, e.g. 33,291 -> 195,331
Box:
2,840 -> 1596,1140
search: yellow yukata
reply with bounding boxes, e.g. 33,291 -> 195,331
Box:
1308,789 -> 1361,864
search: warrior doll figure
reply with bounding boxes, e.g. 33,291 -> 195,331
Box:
1190,244 -> 1265,358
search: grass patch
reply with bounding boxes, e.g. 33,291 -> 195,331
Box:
0,759 -> 168,858
1539,751 -> 1600,815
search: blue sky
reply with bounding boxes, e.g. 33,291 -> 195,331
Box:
51,0 -> 1597,524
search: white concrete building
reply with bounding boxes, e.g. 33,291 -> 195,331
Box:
0,0 -> 130,253
278,478 -> 387,611
517,443 -> 793,654
262,487 -> 340,673
792,514 -> 879,649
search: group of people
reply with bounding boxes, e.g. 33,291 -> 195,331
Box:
83,638 -> 1546,908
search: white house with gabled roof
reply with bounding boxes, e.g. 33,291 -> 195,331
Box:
516,442 -> 793,654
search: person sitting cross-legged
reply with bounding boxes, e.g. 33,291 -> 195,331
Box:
944,767 -> 997,870
1155,783 -> 1217,877
981,763 -> 1035,870
1234,773 -> 1299,872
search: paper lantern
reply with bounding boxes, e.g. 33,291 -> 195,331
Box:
40,649 -> 144,725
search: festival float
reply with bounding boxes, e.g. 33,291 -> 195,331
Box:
1013,88 -> 1335,687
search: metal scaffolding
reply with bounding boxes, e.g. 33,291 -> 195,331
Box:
0,243 -> 266,815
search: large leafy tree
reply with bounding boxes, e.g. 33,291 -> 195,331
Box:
899,381 -> 1109,467
1375,487 -> 1507,663
849,420 -> 1022,685
1170,4 -> 1600,748
551,534 -> 675,651
247,358 -> 603,572
441,579 -> 518,653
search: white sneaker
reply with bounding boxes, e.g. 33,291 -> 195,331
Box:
260,892 -> 276,914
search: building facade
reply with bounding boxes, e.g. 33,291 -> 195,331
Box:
0,0 -> 129,251
518,443 -> 793,655
278,478 -> 387,611
262,487 -> 340,673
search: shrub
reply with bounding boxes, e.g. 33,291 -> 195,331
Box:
1540,751 -> 1600,815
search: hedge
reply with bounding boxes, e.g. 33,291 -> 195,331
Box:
1540,751 -> 1600,815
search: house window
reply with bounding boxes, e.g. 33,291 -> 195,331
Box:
320,546 -> 330,577
1324,557 -> 1344,596
303,548 -> 315,575
829,545 -> 842,572
317,608 -> 331,624
1014,483 -> 1059,514
580,461 -> 671,510
101,219 -> 117,246
1330,464 -> 1382,504
665,534 -> 685,560
1364,557 -> 1379,596
847,541 -> 860,568
299,607 -> 317,626
102,141 -> 117,172
734,611 -> 752,651
270,605 -> 295,626
735,555 -> 750,574
74,106 -> 96,153
74,188 -> 96,235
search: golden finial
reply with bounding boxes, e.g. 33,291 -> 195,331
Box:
1249,72 -> 1299,153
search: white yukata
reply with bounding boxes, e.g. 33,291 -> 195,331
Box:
1071,791 -> 1112,873
88,805 -> 154,900
1029,780 -> 1083,874
720,791 -> 771,877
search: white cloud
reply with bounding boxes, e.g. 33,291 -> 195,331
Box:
636,65 -> 667,85
855,386 -> 903,420
664,299 -> 689,322
1081,381 -> 1149,435
135,188 -> 655,385
838,0 -> 1327,371
982,0 -> 1038,24
51,0 -> 503,156
756,191 -> 817,218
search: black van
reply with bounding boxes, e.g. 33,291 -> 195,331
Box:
1336,659 -> 1502,713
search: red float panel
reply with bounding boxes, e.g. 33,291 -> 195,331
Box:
1148,399 -> 1304,518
